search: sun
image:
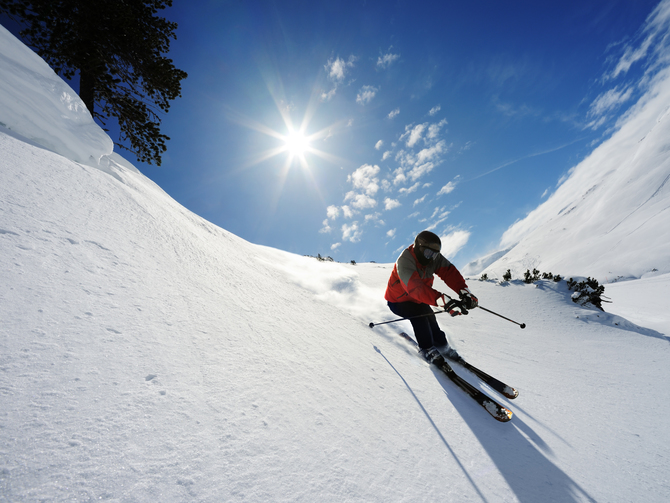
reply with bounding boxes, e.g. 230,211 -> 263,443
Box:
223,89 -> 347,178
284,129 -> 310,157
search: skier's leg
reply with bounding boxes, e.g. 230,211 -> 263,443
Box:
387,302 -> 436,349
428,315 -> 448,347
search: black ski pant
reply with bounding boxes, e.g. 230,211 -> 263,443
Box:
387,301 -> 448,350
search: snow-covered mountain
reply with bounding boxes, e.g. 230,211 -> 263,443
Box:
480,64 -> 670,282
1,24 -> 669,503
468,4 -> 670,283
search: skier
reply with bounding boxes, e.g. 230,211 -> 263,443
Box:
385,230 -> 478,364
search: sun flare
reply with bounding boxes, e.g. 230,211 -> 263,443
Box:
284,129 -> 310,157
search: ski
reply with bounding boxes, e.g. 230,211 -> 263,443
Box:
399,333 -> 513,422
449,358 -> 519,399
399,332 -> 518,399
435,359 -> 513,422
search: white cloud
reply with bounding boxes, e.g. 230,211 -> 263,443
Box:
345,192 -> 377,209
365,213 -> 384,226
321,88 -> 337,102
392,168 -> 406,185
388,108 -> 400,119
611,41 -> 653,79
425,205 -> 450,230
319,219 -> 331,233
356,85 -> 379,105
437,181 -> 456,196
387,228 -> 396,238
587,86 -> 634,125
375,140 -> 384,150
413,195 -> 427,207
416,140 -> 447,164
399,182 -> 420,195
377,52 -> 400,69
427,119 -> 448,140
382,150 -> 391,161
325,55 -> 356,82
395,149 -> 410,163
429,105 -> 441,116
330,242 -> 341,250
439,230 -> 471,259
322,55 -> 356,101
430,206 -> 449,220
347,164 -> 380,195
342,222 -> 362,243
341,205 -> 355,219
605,1 -> 670,81
403,123 -> 427,147
384,198 -> 401,210
408,162 -> 435,181
326,205 -> 340,219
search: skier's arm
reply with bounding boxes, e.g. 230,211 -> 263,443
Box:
434,255 -> 468,295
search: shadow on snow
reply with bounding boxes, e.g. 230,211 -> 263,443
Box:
375,344 -> 597,503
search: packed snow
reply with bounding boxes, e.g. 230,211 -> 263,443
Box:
1,22 -> 670,503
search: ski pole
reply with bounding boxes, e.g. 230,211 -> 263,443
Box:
369,299 -> 465,328
437,293 -> 526,329
477,305 -> 526,329
369,309 -> 448,328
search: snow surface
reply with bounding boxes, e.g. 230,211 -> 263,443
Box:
0,25 -> 112,167
2,22 -> 670,503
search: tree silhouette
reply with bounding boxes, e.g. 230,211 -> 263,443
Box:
1,0 -> 187,165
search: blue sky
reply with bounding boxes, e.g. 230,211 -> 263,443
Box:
2,0 -> 664,266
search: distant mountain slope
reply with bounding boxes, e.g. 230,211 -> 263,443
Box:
481,64 -> 670,281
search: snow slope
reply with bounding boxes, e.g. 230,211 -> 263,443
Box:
1,22 -> 670,503
0,25 -> 112,167
486,64 -> 670,281
473,3 -> 670,282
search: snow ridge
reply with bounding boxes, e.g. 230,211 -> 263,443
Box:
0,25 -> 113,167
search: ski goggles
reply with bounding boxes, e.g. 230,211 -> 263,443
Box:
422,247 -> 440,260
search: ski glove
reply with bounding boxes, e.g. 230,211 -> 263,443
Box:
459,288 -> 479,310
437,294 -> 467,316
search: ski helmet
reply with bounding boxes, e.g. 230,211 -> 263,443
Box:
414,230 -> 441,264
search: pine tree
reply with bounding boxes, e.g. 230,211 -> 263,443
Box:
1,0 -> 187,165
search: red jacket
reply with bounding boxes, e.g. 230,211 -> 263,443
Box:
385,245 -> 468,305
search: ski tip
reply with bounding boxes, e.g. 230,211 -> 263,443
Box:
504,386 -> 520,399
499,409 -> 513,422
484,400 -> 513,422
